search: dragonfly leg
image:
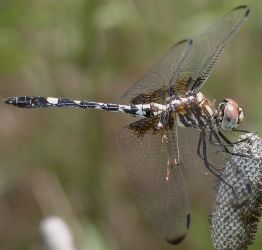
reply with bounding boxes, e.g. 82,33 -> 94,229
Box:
209,129 -> 254,206
198,129 -> 236,193
218,130 -> 250,145
207,129 -> 253,204
216,130 -> 234,146
207,127 -> 249,158
209,131 -> 219,145
233,128 -> 250,133
214,130 -> 251,158
209,129 -> 248,148
197,130 -> 221,175
208,130 -> 226,150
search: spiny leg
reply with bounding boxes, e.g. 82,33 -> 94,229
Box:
208,130 -> 238,157
209,130 -> 226,150
197,130 -> 222,176
203,129 -> 252,203
209,129 -> 232,152
197,129 -> 236,193
233,128 -> 250,133
209,127 -> 249,148
216,130 -> 250,158
207,127 -> 247,158
211,129 -> 253,205
205,128 -> 231,161
218,130 -> 249,146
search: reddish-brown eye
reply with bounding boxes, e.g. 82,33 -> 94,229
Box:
221,99 -> 243,130
224,98 -> 239,108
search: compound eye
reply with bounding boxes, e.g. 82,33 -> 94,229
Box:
221,102 -> 239,130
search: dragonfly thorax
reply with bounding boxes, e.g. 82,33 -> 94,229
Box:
167,92 -> 215,129
170,92 -> 203,110
214,98 -> 244,130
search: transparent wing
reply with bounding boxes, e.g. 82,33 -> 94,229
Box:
122,6 -> 250,103
118,116 -> 190,244
175,5 -> 250,94
121,39 -> 192,104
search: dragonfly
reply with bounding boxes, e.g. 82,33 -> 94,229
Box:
4,5 -> 250,245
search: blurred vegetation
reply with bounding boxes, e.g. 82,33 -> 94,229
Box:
0,0 -> 261,249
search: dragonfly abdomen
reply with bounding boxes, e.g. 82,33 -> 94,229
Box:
3,96 -> 166,118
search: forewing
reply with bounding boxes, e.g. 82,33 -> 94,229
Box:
175,5 -> 250,94
118,116 -> 190,244
121,39 -> 192,104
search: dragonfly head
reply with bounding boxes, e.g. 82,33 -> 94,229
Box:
216,98 -> 244,130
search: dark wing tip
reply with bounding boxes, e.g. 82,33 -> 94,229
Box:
233,5 -> 250,18
245,7 -> 251,18
166,213 -> 190,245
167,234 -> 187,245
170,38 -> 193,49
169,39 -> 190,50
176,39 -> 190,45
186,213 -> 191,229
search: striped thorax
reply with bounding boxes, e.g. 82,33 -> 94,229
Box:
169,92 -> 214,129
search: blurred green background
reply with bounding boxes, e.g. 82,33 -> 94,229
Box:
0,0 -> 261,249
